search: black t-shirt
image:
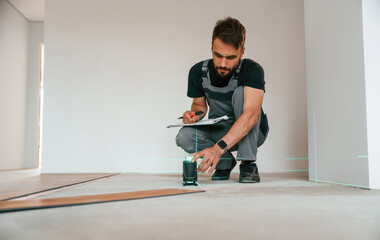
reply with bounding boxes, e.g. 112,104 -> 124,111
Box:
187,58 -> 265,98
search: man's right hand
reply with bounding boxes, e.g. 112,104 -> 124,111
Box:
182,111 -> 201,124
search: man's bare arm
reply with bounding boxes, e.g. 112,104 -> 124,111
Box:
192,87 -> 264,173
221,87 -> 264,149
182,97 -> 208,124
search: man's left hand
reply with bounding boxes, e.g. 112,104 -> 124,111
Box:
190,145 -> 224,173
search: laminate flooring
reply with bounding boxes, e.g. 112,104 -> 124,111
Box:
1,171 -> 379,240
0,169 -> 118,200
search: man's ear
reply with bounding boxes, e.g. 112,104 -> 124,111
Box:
241,46 -> 245,57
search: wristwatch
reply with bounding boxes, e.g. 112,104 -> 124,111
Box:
216,140 -> 228,153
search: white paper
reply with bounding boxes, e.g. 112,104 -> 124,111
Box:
166,115 -> 229,128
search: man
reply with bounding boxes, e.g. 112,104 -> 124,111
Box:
176,17 -> 269,183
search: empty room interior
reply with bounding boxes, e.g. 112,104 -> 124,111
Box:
1,0 -> 379,239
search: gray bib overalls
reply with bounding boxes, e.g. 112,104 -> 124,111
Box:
176,59 -> 268,170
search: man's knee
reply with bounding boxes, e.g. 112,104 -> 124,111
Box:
176,127 -> 196,153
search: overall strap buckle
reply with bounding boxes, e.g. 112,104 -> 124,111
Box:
201,60 -> 209,80
233,59 -> 243,80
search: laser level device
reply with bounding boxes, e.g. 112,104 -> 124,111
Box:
182,156 -> 200,186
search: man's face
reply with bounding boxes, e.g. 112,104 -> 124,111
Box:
211,37 -> 245,78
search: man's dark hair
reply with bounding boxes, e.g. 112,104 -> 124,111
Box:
212,17 -> 246,50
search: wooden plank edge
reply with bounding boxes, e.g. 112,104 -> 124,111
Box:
0,173 -> 121,201
0,189 -> 205,213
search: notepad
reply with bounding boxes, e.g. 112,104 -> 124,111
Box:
167,115 -> 229,128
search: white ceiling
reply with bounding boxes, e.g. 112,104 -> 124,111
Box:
8,0 -> 45,21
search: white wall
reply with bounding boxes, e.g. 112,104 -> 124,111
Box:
304,0 -> 369,187
0,1 -> 44,170
24,21 -> 44,168
0,0 -> 29,170
362,0 -> 380,189
42,0 -> 307,173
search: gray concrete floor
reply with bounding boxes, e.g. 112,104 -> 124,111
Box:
1,172 -> 380,240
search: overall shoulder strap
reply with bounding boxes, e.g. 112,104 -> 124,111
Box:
201,60 -> 210,80
232,59 -> 243,80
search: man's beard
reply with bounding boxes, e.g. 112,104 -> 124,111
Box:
215,64 -> 239,80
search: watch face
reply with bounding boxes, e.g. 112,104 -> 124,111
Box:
218,140 -> 227,149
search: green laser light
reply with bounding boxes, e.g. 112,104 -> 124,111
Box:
182,156 -> 203,186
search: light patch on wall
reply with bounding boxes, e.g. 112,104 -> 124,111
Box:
38,43 -> 45,168
313,110 -> 318,182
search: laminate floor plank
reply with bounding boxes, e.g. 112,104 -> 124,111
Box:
0,169 -> 118,201
0,188 -> 205,213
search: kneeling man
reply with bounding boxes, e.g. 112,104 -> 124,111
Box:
176,17 -> 269,183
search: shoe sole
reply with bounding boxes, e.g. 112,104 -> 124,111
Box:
239,178 -> 260,183
211,176 -> 230,180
